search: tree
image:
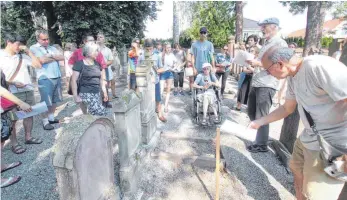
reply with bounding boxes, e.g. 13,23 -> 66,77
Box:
173,1 -> 179,44
235,2 -> 244,43
182,1 -> 236,48
1,1 -> 159,48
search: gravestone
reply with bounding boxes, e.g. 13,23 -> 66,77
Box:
135,51 -> 157,144
52,115 -> 120,200
112,90 -> 143,195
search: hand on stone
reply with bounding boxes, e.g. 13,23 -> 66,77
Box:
248,120 -> 261,130
74,95 -> 82,103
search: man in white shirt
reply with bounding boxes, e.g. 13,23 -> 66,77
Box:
249,46 -> 347,200
0,33 -> 42,154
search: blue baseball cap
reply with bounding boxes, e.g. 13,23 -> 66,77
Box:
258,17 -> 280,26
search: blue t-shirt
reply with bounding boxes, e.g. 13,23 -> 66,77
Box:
138,52 -> 162,84
194,73 -> 217,88
190,40 -> 214,73
30,43 -> 61,80
215,53 -> 231,72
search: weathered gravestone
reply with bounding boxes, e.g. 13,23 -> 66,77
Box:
52,115 -> 120,200
112,90 -> 144,195
135,51 -> 157,144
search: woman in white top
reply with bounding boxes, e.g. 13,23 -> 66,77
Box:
160,43 -> 177,113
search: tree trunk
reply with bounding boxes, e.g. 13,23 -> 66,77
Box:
279,106 -> 300,153
173,1 -> 179,44
340,40 -> 347,65
42,1 -> 61,45
303,1 -> 326,56
235,2 -> 244,44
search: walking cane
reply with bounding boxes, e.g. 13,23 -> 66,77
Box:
215,127 -> 221,200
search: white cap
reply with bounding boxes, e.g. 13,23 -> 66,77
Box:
202,63 -> 212,69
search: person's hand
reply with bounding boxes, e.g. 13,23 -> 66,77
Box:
14,82 -> 26,88
74,95 -> 82,103
204,84 -> 210,90
336,154 -> 347,173
246,59 -> 259,67
247,120 -> 262,130
18,102 -> 32,112
103,94 -> 109,102
19,45 -> 29,54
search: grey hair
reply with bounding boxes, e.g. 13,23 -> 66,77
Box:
35,30 -> 49,40
82,42 -> 99,57
268,47 -> 295,63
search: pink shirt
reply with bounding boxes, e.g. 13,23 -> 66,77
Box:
68,48 -> 107,69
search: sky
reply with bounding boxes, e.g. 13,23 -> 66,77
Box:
144,0 -> 333,39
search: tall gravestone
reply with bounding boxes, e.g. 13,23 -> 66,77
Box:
135,51 -> 157,144
112,90 -> 143,195
52,116 -> 120,200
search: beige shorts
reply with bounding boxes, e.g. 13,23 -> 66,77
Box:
289,139 -> 345,200
13,90 -> 36,106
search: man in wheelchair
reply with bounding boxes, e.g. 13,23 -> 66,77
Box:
193,63 -> 221,126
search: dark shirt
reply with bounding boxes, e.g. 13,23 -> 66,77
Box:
72,60 -> 102,93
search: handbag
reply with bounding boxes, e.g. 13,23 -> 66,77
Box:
185,67 -> 194,77
68,65 -> 85,95
303,107 -> 347,182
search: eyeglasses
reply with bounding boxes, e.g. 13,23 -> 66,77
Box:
200,32 -> 207,35
266,62 -> 277,75
203,68 -> 209,71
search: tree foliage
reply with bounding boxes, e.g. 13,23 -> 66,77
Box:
1,1 -> 159,48
332,1 -> 347,19
180,1 -> 236,48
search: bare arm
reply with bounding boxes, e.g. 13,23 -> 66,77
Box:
211,54 -> 216,72
71,71 -> 80,97
193,82 -> 203,89
0,86 -> 31,111
52,53 -> 64,61
250,98 -> 297,129
100,69 -> 107,95
28,51 -> 42,68
106,60 -> 113,66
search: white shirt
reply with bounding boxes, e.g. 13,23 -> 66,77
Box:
163,53 -> 176,71
0,50 -> 33,93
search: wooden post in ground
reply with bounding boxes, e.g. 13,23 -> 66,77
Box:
215,128 -> 221,200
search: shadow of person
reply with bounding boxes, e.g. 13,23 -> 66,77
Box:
237,137 -> 295,195
222,145 -> 283,200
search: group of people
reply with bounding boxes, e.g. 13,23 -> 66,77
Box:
0,30 -> 121,187
1,16 -> 346,199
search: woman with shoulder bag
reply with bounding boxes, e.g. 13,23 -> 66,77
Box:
71,42 -> 108,116
0,72 -> 32,188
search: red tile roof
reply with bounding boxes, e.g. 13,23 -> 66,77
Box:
287,18 -> 345,38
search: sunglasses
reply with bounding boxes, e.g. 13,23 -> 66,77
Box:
200,32 -> 207,34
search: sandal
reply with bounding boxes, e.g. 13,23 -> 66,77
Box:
11,144 -> 26,154
246,144 -> 269,153
1,161 -> 22,173
25,137 -> 43,144
1,176 -> 21,188
43,123 -> 54,130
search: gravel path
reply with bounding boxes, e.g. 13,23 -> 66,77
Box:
2,74 -> 297,200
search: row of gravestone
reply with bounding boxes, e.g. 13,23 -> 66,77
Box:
52,53 -> 159,200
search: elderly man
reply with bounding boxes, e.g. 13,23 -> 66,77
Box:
0,33 -> 42,154
30,30 -> 65,130
249,46 -> 347,200
190,27 -> 216,75
245,17 -> 288,153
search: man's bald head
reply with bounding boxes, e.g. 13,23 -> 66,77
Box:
262,46 -> 295,70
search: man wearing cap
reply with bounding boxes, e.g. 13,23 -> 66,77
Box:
190,27 -> 216,75
245,17 -> 288,153
137,39 -> 167,123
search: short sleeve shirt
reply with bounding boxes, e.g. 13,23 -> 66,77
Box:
72,61 -> 102,94
68,48 -> 107,69
215,53 -> 231,72
286,55 -> 347,150
138,52 -> 162,84
251,36 -> 288,90
194,73 -> 218,91
190,40 -> 215,73
30,43 -> 61,80
0,50 -> 33,93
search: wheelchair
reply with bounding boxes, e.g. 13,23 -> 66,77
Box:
191,85 -> 222,126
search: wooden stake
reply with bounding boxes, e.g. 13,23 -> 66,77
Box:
215,127 -> 221,200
